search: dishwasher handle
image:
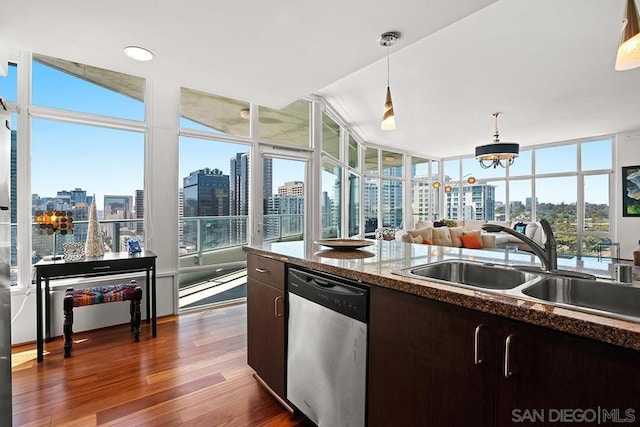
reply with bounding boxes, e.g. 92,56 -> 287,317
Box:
302,276 -> 366,297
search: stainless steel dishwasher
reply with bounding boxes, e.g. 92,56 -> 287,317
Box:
287,267 -> 368,427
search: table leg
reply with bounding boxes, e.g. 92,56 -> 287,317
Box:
45,278 -> 51,343
151,263 -> 157,337
36,271 -> 43,363
145,268 -> 150,324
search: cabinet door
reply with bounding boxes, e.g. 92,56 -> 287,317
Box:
496,318 -> 640,425
368,286 -> 496,427
247,277 -> 286,398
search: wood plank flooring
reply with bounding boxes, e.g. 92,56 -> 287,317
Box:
11,303 -> 312,426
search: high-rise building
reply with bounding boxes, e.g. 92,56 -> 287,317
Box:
182,168 -> 230,217
381,180 -> 403,228
68,188 -> 87,205
265,193 -> 305,239
278,181 -> 304,196
104,194 -> 135,245
9,131 -> 16,269
178,188 -> 184,249
104,195 -> 133,220
182,168 -> 231,251
230,153 -> 247,216
363,179 -> 379,233
229,154 -> 272,244
445,184 -> 496,221
230,153 -> 273,215
135,189 -> 144,235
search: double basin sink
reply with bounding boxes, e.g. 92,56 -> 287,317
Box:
394,260 -> 640,322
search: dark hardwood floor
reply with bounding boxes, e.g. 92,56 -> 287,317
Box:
11,303 -> 311,426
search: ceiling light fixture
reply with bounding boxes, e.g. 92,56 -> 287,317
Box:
123,46 -> 154,62
379,31 -> 399,131
475,112 -> 519,169
615,0 -> 640,70
440,175 -> 476,193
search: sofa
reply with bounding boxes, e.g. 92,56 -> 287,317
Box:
395,219 -> 546,252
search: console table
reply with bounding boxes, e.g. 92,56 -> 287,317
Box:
34,250 -> 157,362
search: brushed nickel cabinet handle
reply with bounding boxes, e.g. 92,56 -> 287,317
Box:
474,324 -> 483,365
504,333 -> 515,378
274,296 -> 283,317
255,267 -> 269,273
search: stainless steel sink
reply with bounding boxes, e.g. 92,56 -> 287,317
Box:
395,260 -> 540,290
394,260 -> 640,322
521,276 -> 640,320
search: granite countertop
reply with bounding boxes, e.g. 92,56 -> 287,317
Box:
243,239 -> 640,351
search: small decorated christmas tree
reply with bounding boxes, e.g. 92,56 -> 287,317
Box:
85,197 -> 104,257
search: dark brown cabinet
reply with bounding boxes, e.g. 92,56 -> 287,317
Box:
368,286 -> 496,427
369,286 -> 640,427
495,318 -> 640,425
246,254 -> 286,399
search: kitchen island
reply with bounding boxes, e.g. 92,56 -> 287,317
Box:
244,240 -> 640,426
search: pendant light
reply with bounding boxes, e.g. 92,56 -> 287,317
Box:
379,32 -> 399,130
475,112 -> 519,169
615,0 -> 640,70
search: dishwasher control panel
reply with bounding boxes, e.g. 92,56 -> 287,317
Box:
288,267 -> 369,323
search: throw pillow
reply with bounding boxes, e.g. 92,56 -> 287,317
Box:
448,227 -> 465,247
423,238 -> 433,245
414,226 -> 433,243
460,233 -> 483,249
513,222 -> 527,234
411,234 -> 424,244
432,227 -> 453,246
400,233 -> 413,243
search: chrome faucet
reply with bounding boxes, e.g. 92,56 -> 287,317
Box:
482,219 -> 557,272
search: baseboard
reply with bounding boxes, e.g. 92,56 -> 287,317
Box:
252,373 -> 295,414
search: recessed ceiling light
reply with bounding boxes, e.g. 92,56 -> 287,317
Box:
123,46 -> 154,62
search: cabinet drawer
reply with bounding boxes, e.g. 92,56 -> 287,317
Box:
247,254 -> 285,290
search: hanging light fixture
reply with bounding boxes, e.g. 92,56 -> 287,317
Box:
434,175 -> 475,191
379,32 -> 399,130
475,112 -> 519,169
615,0 -> 640,70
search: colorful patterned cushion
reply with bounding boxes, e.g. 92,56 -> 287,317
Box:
66,284 -> 139,307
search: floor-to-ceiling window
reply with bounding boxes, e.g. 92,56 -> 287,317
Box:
347,135 -> 361,237
263,157 -> 306,241
30,53 -> 146,272
442,137 -> 613,256
178,89 -> 252,310
410,156 -> 439,224
178,92 -> 313,309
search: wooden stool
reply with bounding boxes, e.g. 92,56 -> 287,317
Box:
63,280 -> 142,358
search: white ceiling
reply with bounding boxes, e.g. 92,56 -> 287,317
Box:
2,0 -> 639,159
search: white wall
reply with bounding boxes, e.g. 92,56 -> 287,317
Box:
616,129 -> 640,260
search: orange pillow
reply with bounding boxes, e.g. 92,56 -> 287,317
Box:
460,233 -> 483,249
423,239 -> 433,245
